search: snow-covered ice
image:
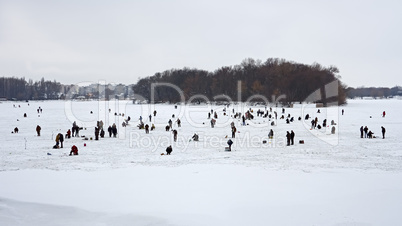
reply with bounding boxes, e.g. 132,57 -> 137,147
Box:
1,99 -> 402,225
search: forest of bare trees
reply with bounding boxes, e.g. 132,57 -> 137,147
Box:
0,77 -> 65,100
132,58 -> 348,105
346,86 -> 401,99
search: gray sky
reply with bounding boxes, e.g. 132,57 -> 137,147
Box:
0,0 -> 401,87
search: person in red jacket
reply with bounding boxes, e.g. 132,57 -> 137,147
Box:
69,145 -> 78,156
66,129 -> 71,139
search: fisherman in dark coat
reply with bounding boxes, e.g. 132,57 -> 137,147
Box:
290,130 -> 295,145
172,130 -> 178,142
36,125 -> 41,136
108,126 -> 112,137
268,129 -> 274,139
95,127 -> 99,140
166,145 -> 173,155
227,139 -> 233,151
368,130 -> 374,139
231,126 -> 236,138
364,126 -> 369,138
112,123 -> 117,137
58,133 -> 64,148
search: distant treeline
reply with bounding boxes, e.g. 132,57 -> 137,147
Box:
0,77 -> 66,100
0,77 -> 132,100
2,59 -> 400,102
346,86 -> 401,99
133,58 -> 347,105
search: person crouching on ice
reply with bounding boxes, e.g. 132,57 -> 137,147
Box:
70,145 -> 78,156
166,145 -> 173,155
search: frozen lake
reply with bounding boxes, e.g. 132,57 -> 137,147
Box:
1,99 -> 402,225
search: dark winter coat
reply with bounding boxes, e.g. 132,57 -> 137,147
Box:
166,146 -> 173,155
290,131 -> 295,145
286,132 -> 291,146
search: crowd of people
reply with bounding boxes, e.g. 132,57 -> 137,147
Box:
12,102 -> 390,156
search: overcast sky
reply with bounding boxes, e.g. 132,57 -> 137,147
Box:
0,0 -> 401,87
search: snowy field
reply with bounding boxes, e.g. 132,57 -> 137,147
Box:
1,99 -> 402,226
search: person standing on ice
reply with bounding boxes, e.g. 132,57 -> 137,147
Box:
71,122 -> 75,137
212,118 -> 216,128
382,111 -> 386,117
360,126 -> 364,138
149,115 -> 152,122
172,129 -> 178,142
381,126 -> 386,139
231,126 -> 236,138
286,131 -> 291,146
107,126 -> 112,137
112,123 -> 117,137
58,133 -> 64,148
95,127 -> 99,140
268,129 -> 274,139
290,130 -> 295,145
331,126 -> 336,134
72,121 -> 80,137
176,118 -> 181,127
168,119 -> 173,128
54,133 -> 61,148
364,126 -> 369,138
36,125 -> 41,136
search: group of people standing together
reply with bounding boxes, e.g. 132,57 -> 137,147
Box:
359,111 -> 387,139
360,126 -> 386,139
